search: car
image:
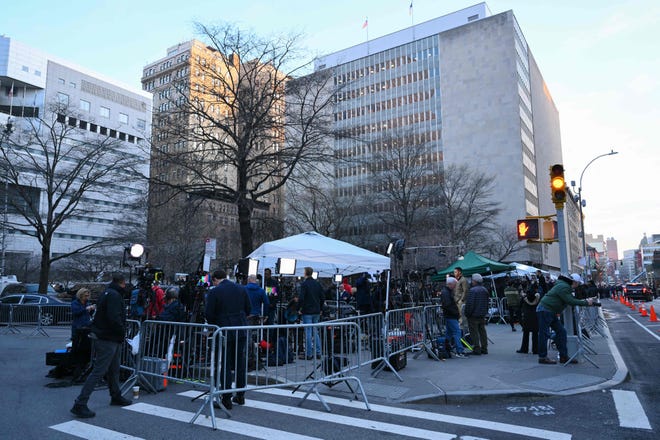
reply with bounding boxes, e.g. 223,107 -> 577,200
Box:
623,283 -> 653,302
0,294 -> 70,326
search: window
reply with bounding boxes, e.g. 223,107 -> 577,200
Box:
34,70 -> 41,77
69,82 -> 76,89
58,78 -> 65,85
80,99 -> 90,112
57,92 -> 69,106
22,65 -> 29,72
99,106 -> 110,118
136,119 -> 146,130
118,112 -> 128,124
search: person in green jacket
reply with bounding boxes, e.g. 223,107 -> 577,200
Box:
537,273 -> 597,364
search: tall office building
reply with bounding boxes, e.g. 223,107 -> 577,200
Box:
0,36 -> 151,278
143,40 -> 285,273
312,3 -> 567,268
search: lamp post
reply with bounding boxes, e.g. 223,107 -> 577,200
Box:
575,149 -> 618,280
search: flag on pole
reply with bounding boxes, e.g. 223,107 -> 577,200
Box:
362,17 -> 368,29
8,83 -> 13,99
409,1 -> 413,16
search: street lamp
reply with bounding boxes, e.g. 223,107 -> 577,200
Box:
573,149 -> 618,280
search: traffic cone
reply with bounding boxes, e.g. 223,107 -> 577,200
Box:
638,304 -> 643,313
649,306 -> 658,322
641,306 -> 648,317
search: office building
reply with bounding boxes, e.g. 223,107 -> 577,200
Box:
311,3 -> 567,269
0,36 -> 151,278
142,40 -> 284,273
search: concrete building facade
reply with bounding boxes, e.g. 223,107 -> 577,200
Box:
0,36 -> 151,278
312,3 -> 568,269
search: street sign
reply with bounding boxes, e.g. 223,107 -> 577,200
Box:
205,238 -> 216,257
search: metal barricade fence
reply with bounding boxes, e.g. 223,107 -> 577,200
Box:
119,319 -> 141,385
373,306 -> 425,381
324,312 -> 383,368
212,321 -> 369,419
0,304 -> 19,334
31,305 -> 73,336
580,306 -> 608,339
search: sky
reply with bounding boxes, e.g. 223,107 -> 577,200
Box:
2,0 -> 658,258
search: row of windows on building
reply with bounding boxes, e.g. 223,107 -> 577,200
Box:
335,89 -> 436,121
56,113 -> 145,144
333,47 -> 439,85
56,92 -> 146,130
336,130 -> 440,159
337,153 -> 440,178
143,53 -> 191,78
335,68 -> 435,103
21,64 -> 42,77
335,110 -> 438,138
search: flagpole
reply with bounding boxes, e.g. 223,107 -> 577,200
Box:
410,1 -> 415,41
21,86 -> 26,118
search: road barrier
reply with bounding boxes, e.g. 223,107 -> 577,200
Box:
0,304 -> 72,336
121,319 -> 368,429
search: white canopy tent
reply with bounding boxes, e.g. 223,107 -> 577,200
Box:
246,231 -> 391,278
485,262 -> 549,279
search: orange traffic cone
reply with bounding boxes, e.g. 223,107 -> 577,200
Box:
641,306 -> 648,317
649,306 -> 658,323
638,304 -> 643,313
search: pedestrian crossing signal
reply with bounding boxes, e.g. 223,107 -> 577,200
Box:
517,219 -> 540,240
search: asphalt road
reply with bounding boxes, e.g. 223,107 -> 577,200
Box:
1,301 -> 657,440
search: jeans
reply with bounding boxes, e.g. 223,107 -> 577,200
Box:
302,314 -> 321,357
445,318 -> 464,354
537,309 -> 566,359
75,338 -> 122,405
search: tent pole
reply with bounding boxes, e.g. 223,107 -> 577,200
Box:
385,270 -> 391,311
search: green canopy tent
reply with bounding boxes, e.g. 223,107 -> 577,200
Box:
431,251 -> 515,280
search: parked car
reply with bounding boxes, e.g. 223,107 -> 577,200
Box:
0,294 -> 70,326
623,283 -> 653,302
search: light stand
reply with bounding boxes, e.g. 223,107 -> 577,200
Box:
1,118 -> 14,276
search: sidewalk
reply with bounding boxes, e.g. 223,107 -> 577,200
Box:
332,304 -> 627,404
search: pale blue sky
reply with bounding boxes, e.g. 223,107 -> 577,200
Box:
2,0 -> 658,256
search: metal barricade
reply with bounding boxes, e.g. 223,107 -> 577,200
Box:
6,305 -> 42,335
325,312 -> 383,368
416,304 -> 444,362
373,306 -> 425,381
209,321 -> 369,421
119,319 -> 141,387
30,305 -> 73,336
0,304 -> 20,334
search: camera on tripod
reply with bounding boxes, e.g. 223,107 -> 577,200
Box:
134,264 -> 164,289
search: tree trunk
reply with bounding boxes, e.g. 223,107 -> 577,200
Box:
38,241 -> 51,294
238,201 -> 254,258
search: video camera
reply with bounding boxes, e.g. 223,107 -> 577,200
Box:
134,264 -> 164,289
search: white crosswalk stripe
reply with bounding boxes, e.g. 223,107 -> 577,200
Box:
178,390 -> 456,440
252,388 -> 572,440
611,389 -> 652,430
124,402 -> 321,440
50,420 -> 145,440
51,387 -> 576,440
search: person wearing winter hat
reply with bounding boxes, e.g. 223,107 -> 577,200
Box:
536,273 -> 596,365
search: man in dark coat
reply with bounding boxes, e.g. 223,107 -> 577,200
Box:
71,274 -> 132,418
299,266 -> 323,359
464,274 -> 489,355
205,269 -> 251,408
355,272 -> 372,315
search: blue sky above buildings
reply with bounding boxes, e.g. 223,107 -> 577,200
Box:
1,0 -> 658,255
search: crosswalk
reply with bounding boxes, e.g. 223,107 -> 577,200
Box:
49,387 -> 652,439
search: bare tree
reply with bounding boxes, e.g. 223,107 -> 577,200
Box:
431,164 -> 501,253
148,23 -> 336,257
0,104 -> 145,291
481,225 -> 528,261
367,131 -> 441,245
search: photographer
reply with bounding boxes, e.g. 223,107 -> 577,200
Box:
537,273 -> 597,365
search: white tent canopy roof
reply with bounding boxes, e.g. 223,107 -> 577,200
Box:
246,231 -> 390,278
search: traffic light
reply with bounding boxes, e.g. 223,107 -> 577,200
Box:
517,219 -> 540,240
550,164 -> 566,206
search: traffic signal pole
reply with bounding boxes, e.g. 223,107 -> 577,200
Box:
556,205 -> 574,337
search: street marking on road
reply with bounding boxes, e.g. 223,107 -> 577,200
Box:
611,390 -> 652,430
626,315 -> 660,341
250,388 -> 572,440
178,391 -> 457,440
124,402 -> 321,440
50,420 -> 145,440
